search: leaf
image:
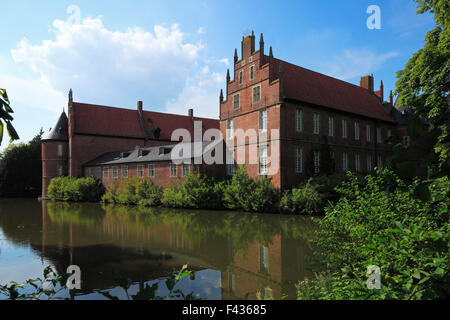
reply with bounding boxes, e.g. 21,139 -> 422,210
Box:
413,184 -> 431,202
407,117 -> 422,140
132,283 -> 158,300
165,276 -> 175,291
6,120 -> 19,141
0,120 -> 3,145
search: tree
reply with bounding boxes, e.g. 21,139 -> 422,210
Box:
395,0 -> 449,174
0,88 -> 20,146
0,129 -> 43,197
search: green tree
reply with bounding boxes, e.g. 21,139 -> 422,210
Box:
395,0 -> 449,173
0,129 -> 43,197
0,88 -> 19,146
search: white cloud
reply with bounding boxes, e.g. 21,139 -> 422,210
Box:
11,17 -> 204,108
316,49 -> 399,81
197,27 -> 206,34
218,58 -> 230,66
165,66 -> 224,119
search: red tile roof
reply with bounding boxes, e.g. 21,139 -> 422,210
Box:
273,58 -> 394,123
72,102 -> 219,140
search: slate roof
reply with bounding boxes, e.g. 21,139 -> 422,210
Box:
42,111 -> 68,141
83,141 -> 223,166
72,102 -> 220,140
271,58 -> 394,123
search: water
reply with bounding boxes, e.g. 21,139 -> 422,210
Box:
0,198 -> 318,300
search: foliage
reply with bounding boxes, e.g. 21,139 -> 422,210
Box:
161,173 -> 223,209
101,178 -> 163,207
47,176 -> 105,202
0,88 -> 19,146
280,178 -> 325,215
0,129 -> 43,197
0,265 -> 199,300
395,0 -> 450,173
297,169 -> 449,300
222,166 -> 278,213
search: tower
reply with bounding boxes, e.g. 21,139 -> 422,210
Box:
41,111 -> 69,198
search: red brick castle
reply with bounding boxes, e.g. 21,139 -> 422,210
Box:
42,31 -> 418,197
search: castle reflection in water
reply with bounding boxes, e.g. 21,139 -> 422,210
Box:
0,199 -> 317,300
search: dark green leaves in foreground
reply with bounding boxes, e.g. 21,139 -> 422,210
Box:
0,88 -> 19,145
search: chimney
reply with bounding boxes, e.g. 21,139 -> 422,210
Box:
360,75 -> 374,93
379,80 -> 384,102
389,90 -> 393,105
188,108 -> 194,118
241,30 -> 255,59
137,101 -> 143,113
259,33 -> 264,66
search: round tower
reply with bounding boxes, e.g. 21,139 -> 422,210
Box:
41,111 -> 69,198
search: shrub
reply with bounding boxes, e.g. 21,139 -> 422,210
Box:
298,169 -> 450,300
222,166 -> 278,213
161,173 -> 222,209
48,176 -> 105,202
280,178 -> 324,215
102,178 -> 162,207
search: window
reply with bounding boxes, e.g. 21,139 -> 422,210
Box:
295,109 -> 303,132
377,127 -> 382,143
250,65 -> 255,80
259,146 -> 268,175
259,245 -> 269,273
355,154 -> 361,172
85,167 -> 91,177
112,167 -> 118,179
227,119 -> 234,139
121,165 -> 128,178
253,86 -> 261,103
313,113 -> 320,135
342,152 -> 348,172
342,119 -> 347,138
95,167 -> 101,179
103,167 -> 109,179
355,122 -> 360,141
170,164 -> 177,177
233,94 -> 240,110
387,130 -> 392,144
148,164 -> 155,177
295,147 -> 303,173
259,109 -> 267,132
377,155 -> 383,169
57,165 -> 63,177
328,117 -> 334,137
314,151 -> 320,174
137,165 -> 144,178
239,71 -> 243,84
227,164 -> 235,176
58,144 -> 63,157
367,155 -> 372,172
182,164 -> 190,177
403,136 -> 410,148
366,124 -> 371,142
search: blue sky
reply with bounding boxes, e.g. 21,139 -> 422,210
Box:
0,0 -> 435,152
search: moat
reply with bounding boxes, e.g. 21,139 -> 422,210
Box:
0,198 -> 317,300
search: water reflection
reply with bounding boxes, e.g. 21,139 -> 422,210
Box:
0,199 -> 317,300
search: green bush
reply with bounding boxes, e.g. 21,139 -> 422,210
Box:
102,178 -> 162,207
47,176 -> 105,202
222,166 -> 278,213
161,173 -> 222,209
280,178 -> 324,215
297,169 -> 449,300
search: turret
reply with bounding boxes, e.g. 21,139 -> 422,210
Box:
41,111 -> 69,198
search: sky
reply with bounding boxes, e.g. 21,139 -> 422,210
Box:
0,0 -> 435,152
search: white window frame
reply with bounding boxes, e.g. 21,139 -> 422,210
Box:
295,147 -> 303,174
95,167 -> 101,179
259,109 -> 267,132
355,121 -> 360,141
103,167 -> 109,179
148,164 -> 155,177
57,144 -> 63,157
233,94 -> 240,110
355,154 -> 361,172
121,165 -> 128,179
227,164 -> 235,176
112,167 -> 118,179
249,65 -> 255,81
313,113 -> 320,135
137,164 -> 144,178
253,85 -> 261,104
182,164 -> 191,177
259,146 -> 268,175
170,164 -> 177,177
314,151 -> 320,174
227,119 -> 234,139
295,109 -> 303,132
328,117 -> 334,137
342,119 -> 348,138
